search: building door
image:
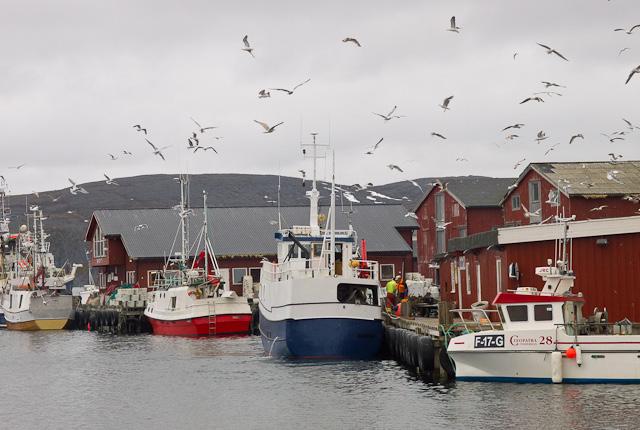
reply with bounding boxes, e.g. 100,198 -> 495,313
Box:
435,193 -> 446,254
218,268 -> 230,291
528,181 -> 542,223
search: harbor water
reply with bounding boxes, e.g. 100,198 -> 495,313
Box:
1,331 -> 638,430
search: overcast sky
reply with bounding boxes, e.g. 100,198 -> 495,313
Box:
1,0 -> 639,194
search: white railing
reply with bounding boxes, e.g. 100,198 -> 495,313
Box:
261,258 -> 380,282
450,308 -> 503,331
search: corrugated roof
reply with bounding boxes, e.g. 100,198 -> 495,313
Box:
530,161 -> 640,196
92,205 -> 417,259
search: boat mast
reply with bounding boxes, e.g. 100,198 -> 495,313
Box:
203,190 -> 209,277
179,174 -> 190,270
329,150 -> 336,276
301,132 -> 329,236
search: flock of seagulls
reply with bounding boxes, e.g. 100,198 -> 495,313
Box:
2,11 -> 639,220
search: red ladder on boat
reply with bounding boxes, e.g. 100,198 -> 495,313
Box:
208,302 -> 217,336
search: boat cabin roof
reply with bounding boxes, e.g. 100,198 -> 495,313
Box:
493,291 -> 585,305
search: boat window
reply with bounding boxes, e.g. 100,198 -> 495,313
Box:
534,304 -> 553,321
337,283 -> 377,305
10,294 -> 13,309
506,305 -> 528,322
171,296 -> 176,309
312,243 -> 323,257
19,295 -> 23,308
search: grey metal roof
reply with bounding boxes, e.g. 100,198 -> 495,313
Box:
446,177 -> 517,207
530,161 -> 640,196
91,205 -> 417,259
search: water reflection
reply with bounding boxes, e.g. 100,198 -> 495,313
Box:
0,331 -> 637,430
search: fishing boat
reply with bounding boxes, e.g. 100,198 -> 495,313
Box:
258,136 -> 384,359
1,205 -> 82,331
447,216 -> 640,383
144,176 -> 252,336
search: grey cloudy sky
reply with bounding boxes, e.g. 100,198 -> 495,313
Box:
1,0 -> 639,194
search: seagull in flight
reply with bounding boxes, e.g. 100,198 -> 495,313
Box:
258,89 -> 271,98
569,134 -> 584,144
521,204 -> 541,219
242,35 -> 255,57
193,146 -> 218,154
342,37 -> 361,47
541,81 -> 565,88
520,96 -> 544,104
190,117 -> 217,134
622,118 -> 638,130
590,205 -> 608,212
456,157 -> 469,162
146,138 -> 169,160
502,123 -> 525,131
68,178 -> 88,195
104,174 -> 119,186
134,224 -> 149,231
614,24 -> 640,35
270,78 -> 311,95
122,150 -> 133,156
625,65 -> 640,84
535,131 -> 548,143
430,132 -> 447,140
601,133 -> 625,143
386,164 -> 404,172
505,134 -> 519,140
366,138 -> 384,154
608,153 -> 623,162
607,170 -> 623,184
447,16 -> 461,33
404,212 -> 418,219
373,105 -> 405,121
133,124 -> 147,135
8,164 -> 25,169
254,120 -> 284,133
544,143 -> 560,156
537,43 -> 569,61
618,47 -> 630,56
407,179 -> 423,192
513,158 -> 526,170
439,95 -> 454,111
107,153 -> 118,161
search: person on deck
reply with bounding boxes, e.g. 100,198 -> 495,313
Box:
397,276 -> 407,301
385,275 -> 400,310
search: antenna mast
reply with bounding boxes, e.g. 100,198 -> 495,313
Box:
301,132 -> 328,235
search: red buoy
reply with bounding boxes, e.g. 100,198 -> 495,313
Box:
565,346 -> 576,359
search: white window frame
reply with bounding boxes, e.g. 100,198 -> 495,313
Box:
126,271 -> 136,285
450,263 -> 456,293
148,270 -> 162,287
511,194 -> 520,210
465,262 -> 471,295
496,258 -> 503,293
380,264 -> 395,281
232,268 -> 248,285
93,225 -> 106,258
453,203 -> 460,217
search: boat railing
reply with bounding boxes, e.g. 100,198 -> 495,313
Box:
261,259 -> 331,282
347,259 -> 379,281
450,308 -> 503,332
555,321 -> 640,336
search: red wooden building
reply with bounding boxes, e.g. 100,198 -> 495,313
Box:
440,216 -> 640,322
433,161 -> 640,322
502,161 -> 640,226
413,176 -> 515,283
85,205 -> 418,295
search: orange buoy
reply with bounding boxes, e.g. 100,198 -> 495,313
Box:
566,346 -> 576,359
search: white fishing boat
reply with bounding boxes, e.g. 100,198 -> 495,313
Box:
259,136 -> 384,358
144,176 -> 252,336
1,205 -> 81,331
447,216 -> 640,383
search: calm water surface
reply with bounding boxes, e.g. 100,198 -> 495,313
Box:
1,331 -> 638,430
